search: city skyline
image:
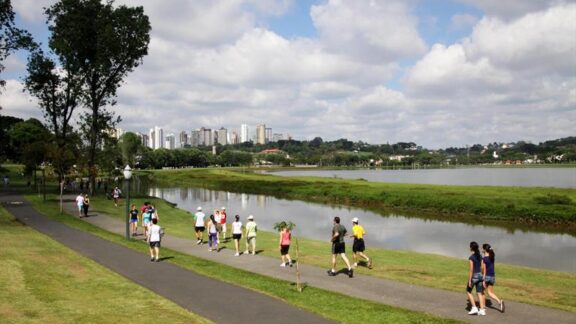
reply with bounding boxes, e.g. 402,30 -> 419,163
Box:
2,1 -> 574,149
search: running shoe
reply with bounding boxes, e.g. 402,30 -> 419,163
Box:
327,270 -> 336,276
500,300 -> 505,313
348,269 -> 354,278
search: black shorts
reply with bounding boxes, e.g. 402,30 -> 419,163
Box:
149,241 -> 161,248
232,233 -> 242,240
195,226 -> 205,232
332,241 -> 346,254
353,239 -> 365,252
280,245 -> 290,255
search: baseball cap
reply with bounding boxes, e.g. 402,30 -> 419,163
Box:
352,217 -> 359,223
197,206 -> 202,211
247,215 -> 254,220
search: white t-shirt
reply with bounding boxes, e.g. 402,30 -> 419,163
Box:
232,221 -> 242,234
76,195 -> 84,206
214,213 -> 222,224
194,212 -> 206,227
149,224 -> 161,242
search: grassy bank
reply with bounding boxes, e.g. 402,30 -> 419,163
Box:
26,195 -> 460,324
141,168 -> 576,230
87,195 -> 576,313
0,206 -> 209,324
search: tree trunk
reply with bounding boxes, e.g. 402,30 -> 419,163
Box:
88,104 -> 98,196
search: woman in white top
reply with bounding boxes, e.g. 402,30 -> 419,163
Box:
147,218 -> 162,262
232,215 -> 243,256
207,214 -> 219,252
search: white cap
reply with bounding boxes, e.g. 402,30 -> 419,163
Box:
247,215 -> 254,220
197,206 -> 202,211
221,207 -> 226,210
352,217 -> 359,223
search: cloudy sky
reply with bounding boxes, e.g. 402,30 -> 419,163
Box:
2,0 -> 575,148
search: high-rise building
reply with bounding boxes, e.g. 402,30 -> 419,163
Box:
240,124 -> 249,143
265,127 -> 272,144
272,133 -> 283,142
179,131 -> 188,148
256,124 -> 266,145
149,126 -> 164,149
216,127 -> 228,145
190,129 -> 201,147
137,132 -> 149,147
230,131 -> 239,144
165,133 -> 175,149
200,127 -> 212,146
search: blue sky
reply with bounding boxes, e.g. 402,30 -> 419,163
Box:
3,0 -> 575,148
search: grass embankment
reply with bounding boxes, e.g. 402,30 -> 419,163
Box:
142,168 -> 576,229
26,195 -> 459,324
0,206 -> 209,324
87,195 -> 576,313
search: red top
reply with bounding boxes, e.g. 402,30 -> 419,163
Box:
220,211 -> 227,224
281,231 -> 291,246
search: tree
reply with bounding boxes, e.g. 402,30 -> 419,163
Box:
1,0 -> 35,102
45,0 -> 151,193
118,131 -> 141,166
7,119 -> 51,185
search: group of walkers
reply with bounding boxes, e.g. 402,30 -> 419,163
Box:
75,193 -> 90,217
327,216 -> 373,278
466,241 -> 505,316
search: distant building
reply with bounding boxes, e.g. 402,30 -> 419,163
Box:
200,127 -> 212,146
241,124 -> 249,143
165,133 -> 175,150
272,133 -> 283,142
256,124 -> 266,145
230,131 -> 240,144
106,127 -> 124,139
190,129 -> 201,147
137,132 -> 149,148
216,127 -> 228,145
149,126 -> 164,149
265,127 -> 272,144
179,131 -> 188,148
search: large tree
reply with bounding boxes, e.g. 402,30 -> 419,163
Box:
45,0 -> 150,194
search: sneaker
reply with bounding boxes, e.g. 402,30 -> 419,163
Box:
244,250 -> 249,255
196,240 -> 201,245
252,252 -> 256,255
500,300 -> 505,313
353,262 -> 358,268
155,258 -> 160,262
289,262 -> 293,267
468,307 -> 479,315
280,262 -> 286,267
478,309 -> 486,316
348,268 -> 354,278
234,253 -> 240,256
327,270 -> 336,276
367,258 -> 373,269
150,257 -> 155,262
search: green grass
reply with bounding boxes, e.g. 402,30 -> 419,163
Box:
26,194 -> 461,324
0,206 -> 210,324
86,194 -> 576,313
141,168 -> 576,231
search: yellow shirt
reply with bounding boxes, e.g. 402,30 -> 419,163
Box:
352,224 -> 365,239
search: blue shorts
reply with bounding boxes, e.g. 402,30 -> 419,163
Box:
130,218 -> 138,223
466,273 -> 484,293
484,275 -> 495,286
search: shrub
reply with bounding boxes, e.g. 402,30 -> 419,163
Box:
534,194 -> 572,205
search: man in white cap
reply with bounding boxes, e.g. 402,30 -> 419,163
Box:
194,206 -> 206,244
350,217 -> 372,269
244,215 -> 258,255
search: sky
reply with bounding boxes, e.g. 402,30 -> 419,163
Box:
2,0 -> 575,148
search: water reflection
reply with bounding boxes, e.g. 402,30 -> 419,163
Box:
149,187 -> 576,273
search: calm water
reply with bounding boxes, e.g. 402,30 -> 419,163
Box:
148,186 -> 576,273
272,168 -> 576,188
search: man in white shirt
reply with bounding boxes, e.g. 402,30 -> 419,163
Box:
147,218 -> 162,262
194,206 -> 206,245
75,193 -> 85,217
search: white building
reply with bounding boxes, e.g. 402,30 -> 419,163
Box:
216,127 -> 228,145
240,124 -> 249,143
165,133 -> 175,149
149,126 -> 164,149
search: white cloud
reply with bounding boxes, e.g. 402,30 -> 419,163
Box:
450,13 -> 479,30
12,0 -> 54,23
310,0 -> 427,63
457,0 -> 576,19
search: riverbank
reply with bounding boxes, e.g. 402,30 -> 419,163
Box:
81,194 -> 575,313
140,168 -> 576,230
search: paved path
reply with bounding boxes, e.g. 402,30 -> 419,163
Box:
0,192 -> 333,324
56,196 -> 576,324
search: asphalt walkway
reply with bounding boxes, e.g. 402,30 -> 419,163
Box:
0,192 -> 333,324
56,195 -> 576,324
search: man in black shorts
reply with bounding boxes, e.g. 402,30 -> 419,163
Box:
328,216 -> 353,278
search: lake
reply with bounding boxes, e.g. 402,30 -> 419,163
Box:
147,186 -> 576,273
271,168 -> 576,188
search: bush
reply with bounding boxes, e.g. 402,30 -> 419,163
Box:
534,194 -> 572,205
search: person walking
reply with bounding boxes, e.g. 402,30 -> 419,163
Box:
112,186 -> 121,207
467,241 -> 486,316
232,215 -> 243,256
220,207 -> 228,241
327,216 -> 353,278
194,206 -> 206,245
142,202 -> 152,238
244,215 -> 257,255
350,217 -> 372,269
75,193 -> 85,217
278,222 -> 293,267
147,218 -> 162,262
129,204 -> 139,236
207,214 -> 219,252
149,204 -> 159,223
483,243 -> 505,313
82,194 -> 90,217
214,209 -> 222,242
